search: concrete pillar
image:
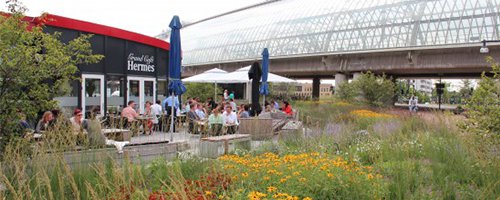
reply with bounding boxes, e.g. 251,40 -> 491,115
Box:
334,73 -> 347,94
353,72 -> 362,81
312,77 -> 320,101
246,81 -> 251,102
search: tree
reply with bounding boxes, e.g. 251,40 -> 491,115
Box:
336,72 -> 396,107
458,79 -> 473,104
0,11 -> 103,138
464,57 -> 500,135
183,83 -> 223,102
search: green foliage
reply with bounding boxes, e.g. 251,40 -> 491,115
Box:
464,57 -> 500,135
335,81 -> 357,102
183,83 -> 223,102
336,72 -> 396,107
0,12 -> 103,139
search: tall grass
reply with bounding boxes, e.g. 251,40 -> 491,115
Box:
278,102 -> 500,199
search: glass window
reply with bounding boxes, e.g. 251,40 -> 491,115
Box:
54,80 -> 79,115
106,76 -> 125,114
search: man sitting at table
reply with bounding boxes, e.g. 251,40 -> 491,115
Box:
208,108 -> 224,136
151,100 -> 163,131
223,105 -> 238,134
187,104 -> 206,134
122,101 -> 139,123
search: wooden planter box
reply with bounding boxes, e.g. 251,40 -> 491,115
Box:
238,118 -> 274,140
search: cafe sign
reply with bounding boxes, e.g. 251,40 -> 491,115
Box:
127,53 -> 155,72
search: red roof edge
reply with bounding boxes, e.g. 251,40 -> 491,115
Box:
7,13 -> 169,51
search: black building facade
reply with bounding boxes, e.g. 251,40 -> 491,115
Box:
39,14 -> 170,116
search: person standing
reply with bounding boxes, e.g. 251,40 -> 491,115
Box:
223,90 -> 229,101
151,100 -> 163,130
163,95 -> 180,132
409,95 -> 418,113
229,91 -> 235,100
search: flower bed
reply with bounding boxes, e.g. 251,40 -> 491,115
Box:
350,109 -> 395,118
218,152 -> 385,200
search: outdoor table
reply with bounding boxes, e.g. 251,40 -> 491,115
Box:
136,116 -> 153,134
177,114 -> 187,127
101,128 -> 131,141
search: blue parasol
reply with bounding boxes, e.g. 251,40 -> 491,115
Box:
167,15 -> 186,141
168,15 -> 186,96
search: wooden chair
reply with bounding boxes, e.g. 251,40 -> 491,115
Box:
208,123 -> 223,137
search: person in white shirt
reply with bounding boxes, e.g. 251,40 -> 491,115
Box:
229,98 -> 237,112
223,105 -> 238,134
223,90 -> 229,101
151,100 -> 163,125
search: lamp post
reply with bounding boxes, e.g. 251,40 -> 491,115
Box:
480,40 -> 500,54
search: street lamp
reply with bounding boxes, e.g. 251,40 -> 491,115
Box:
480,40 -> 500,54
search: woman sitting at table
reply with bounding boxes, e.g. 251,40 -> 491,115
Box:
282,101 -> 293,116
144,101 -> 154,135
208,108 -> 224,136
36,111 -> 54,133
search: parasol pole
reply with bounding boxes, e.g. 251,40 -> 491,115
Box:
170,93 -> 174,142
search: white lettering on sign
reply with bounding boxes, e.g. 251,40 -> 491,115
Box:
127,53 -> 155,72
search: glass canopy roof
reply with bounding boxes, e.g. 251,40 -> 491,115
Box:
182,0 -> 500,65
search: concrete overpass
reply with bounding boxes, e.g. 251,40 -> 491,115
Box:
182,44 -> 499,99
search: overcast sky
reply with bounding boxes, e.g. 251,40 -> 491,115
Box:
2,0 -> 263,36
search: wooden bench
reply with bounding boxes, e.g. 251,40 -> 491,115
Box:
199,134 -> 251,158
101,128 -> 131,141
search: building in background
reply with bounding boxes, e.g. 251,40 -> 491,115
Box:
271,83 -> 332,100
409,79 -> 433,95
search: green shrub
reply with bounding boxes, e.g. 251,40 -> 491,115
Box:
183,83 -> 223,102
463,57 -> 500,135
335,81 -> 357,102
335,72 -> 396,107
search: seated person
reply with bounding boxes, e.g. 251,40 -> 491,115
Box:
195,103 -> 207,119
208,108 -> 224,136
36,111 -> 54,133
86,107 -> 106,147
121,101 -> 139,123
70,108 -> 86,135
222,105 -> 239,134
187,104 -> 206,134
229,98 -> 237,112
282,101 -> 293,116
239,104 -> 250,119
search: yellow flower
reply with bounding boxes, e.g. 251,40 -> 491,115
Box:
263,176 -> 270,180
299,177 -> 307,182
303,197 -> 313,200
327,173 -> 334,178
293,171 -> 301,176
205,191 -> 212,196
280,178 -> 287,183
248,191 -> 267,200
267,186 -> 277,192
242,172 -> 249,177
367,173 -> 374,179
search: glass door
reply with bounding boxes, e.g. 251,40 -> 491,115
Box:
127,77 -> 156,114
81,74 -> 105,118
